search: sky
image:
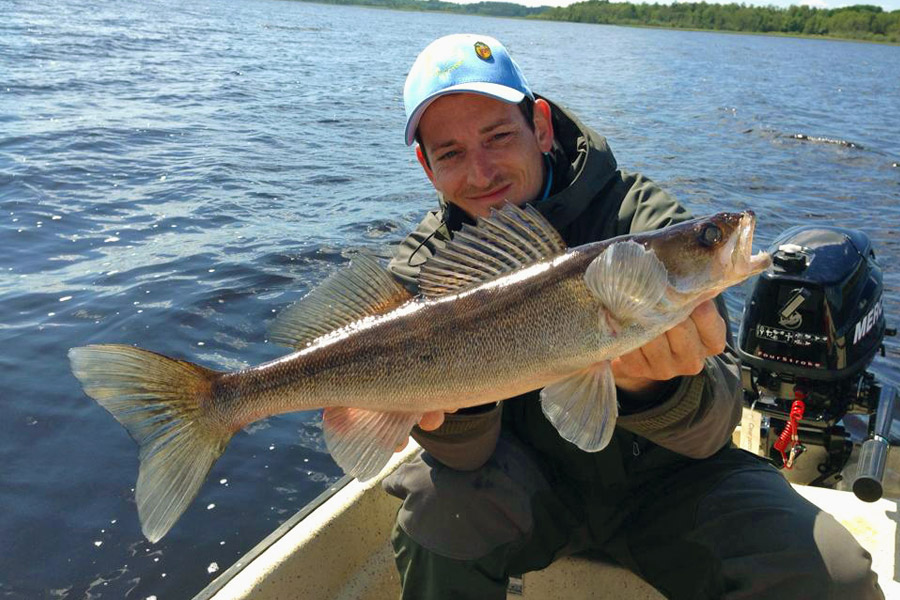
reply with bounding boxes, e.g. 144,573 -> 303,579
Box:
460,0 -> 900,10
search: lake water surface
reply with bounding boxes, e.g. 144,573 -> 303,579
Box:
1,0 -> 899,597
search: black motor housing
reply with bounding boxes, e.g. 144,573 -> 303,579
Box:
738,225 -> 885,385
737,225 -> 894,495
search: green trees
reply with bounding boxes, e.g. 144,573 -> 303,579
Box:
538,2 -> 900,43
295,0 -> 898,42
296,0 -> 549,17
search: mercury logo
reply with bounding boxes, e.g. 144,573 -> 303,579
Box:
852,298 -> 883,345
778,288 -> 809,330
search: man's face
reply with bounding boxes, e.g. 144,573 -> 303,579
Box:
416,94 -> 553,219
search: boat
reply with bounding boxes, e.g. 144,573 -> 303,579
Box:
193,431 -> 900,600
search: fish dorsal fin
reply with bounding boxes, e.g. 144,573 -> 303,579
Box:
418,203 -> 567,298
269,254 -> 413,350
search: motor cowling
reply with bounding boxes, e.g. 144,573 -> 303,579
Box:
736,225 -> 896,498
738,225 -> 884,390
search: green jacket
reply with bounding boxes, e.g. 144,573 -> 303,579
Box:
388,99 -> 743,484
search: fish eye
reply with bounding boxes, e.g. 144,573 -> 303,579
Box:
700,224 -> 723,247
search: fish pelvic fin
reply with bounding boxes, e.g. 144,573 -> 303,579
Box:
541,362 -> 618,452
418,203 -> 567,298
585,240 -> 668,323
269,254 -> 413,351
68,344 -> 230,543
322,407 -> 423,481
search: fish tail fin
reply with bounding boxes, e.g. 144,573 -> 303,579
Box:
68,344 -> 231,543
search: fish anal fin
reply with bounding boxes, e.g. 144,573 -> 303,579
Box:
584,240 -> 668,323
269,255 -> 413,350
419,203 -> 566,299
322,407 -> 423,481
540,362 -> 618,452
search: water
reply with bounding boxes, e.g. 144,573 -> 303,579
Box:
1,0 -> 898,597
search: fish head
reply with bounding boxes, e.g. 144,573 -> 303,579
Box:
644,211 -> 772,298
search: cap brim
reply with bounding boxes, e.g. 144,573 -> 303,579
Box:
404,82 -> 528,146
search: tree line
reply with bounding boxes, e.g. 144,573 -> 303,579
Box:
299,0 -> 549,18
537,2 -> 900,42
298,0 -> 900,43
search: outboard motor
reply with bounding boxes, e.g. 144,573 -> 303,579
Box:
737,225 -> 897,501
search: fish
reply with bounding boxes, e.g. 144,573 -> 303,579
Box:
69,204 -> 771,542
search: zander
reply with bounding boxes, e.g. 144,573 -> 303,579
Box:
69,204 -> 770,542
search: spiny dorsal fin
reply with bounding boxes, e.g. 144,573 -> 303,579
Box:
418,203 -> 566,298
269,254 -> 413,350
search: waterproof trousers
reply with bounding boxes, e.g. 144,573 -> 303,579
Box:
384,433 -> 883,600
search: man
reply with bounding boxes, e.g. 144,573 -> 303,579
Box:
380,34 -> 882,599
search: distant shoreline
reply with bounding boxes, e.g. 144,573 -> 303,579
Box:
289,0 -> 900,46
592,21 -> 900,46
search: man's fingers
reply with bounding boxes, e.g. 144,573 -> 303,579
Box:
665,316 -> 706,376
611,346 -> 653,380
609,301 -> 726,385
690,299 -> 727,355
396,410 -> 449,453
638,330 -> 681,380
418,410 -> 446,431
660,300 -> 725,376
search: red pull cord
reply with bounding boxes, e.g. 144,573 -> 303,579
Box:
774,389 -> 807,469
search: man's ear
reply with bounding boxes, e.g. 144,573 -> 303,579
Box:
533,99 -> 554,154
415,144 -> 436,185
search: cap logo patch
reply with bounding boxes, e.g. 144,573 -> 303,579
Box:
474,42 -> 492,61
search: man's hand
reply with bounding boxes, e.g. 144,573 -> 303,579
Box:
417,410 -> 448,431
611,299 -> 727,398
394,410 -> 453,452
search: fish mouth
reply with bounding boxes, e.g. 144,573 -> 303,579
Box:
729,211 -> 772,280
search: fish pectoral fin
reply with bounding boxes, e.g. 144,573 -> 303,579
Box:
418,203 -> 567,298
322,407 -> 423,481
540,362 -> 618,452
584,240 -> 668,323
269,254 -> 413,350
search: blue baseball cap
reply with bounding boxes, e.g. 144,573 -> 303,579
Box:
403,34 -> 534,146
